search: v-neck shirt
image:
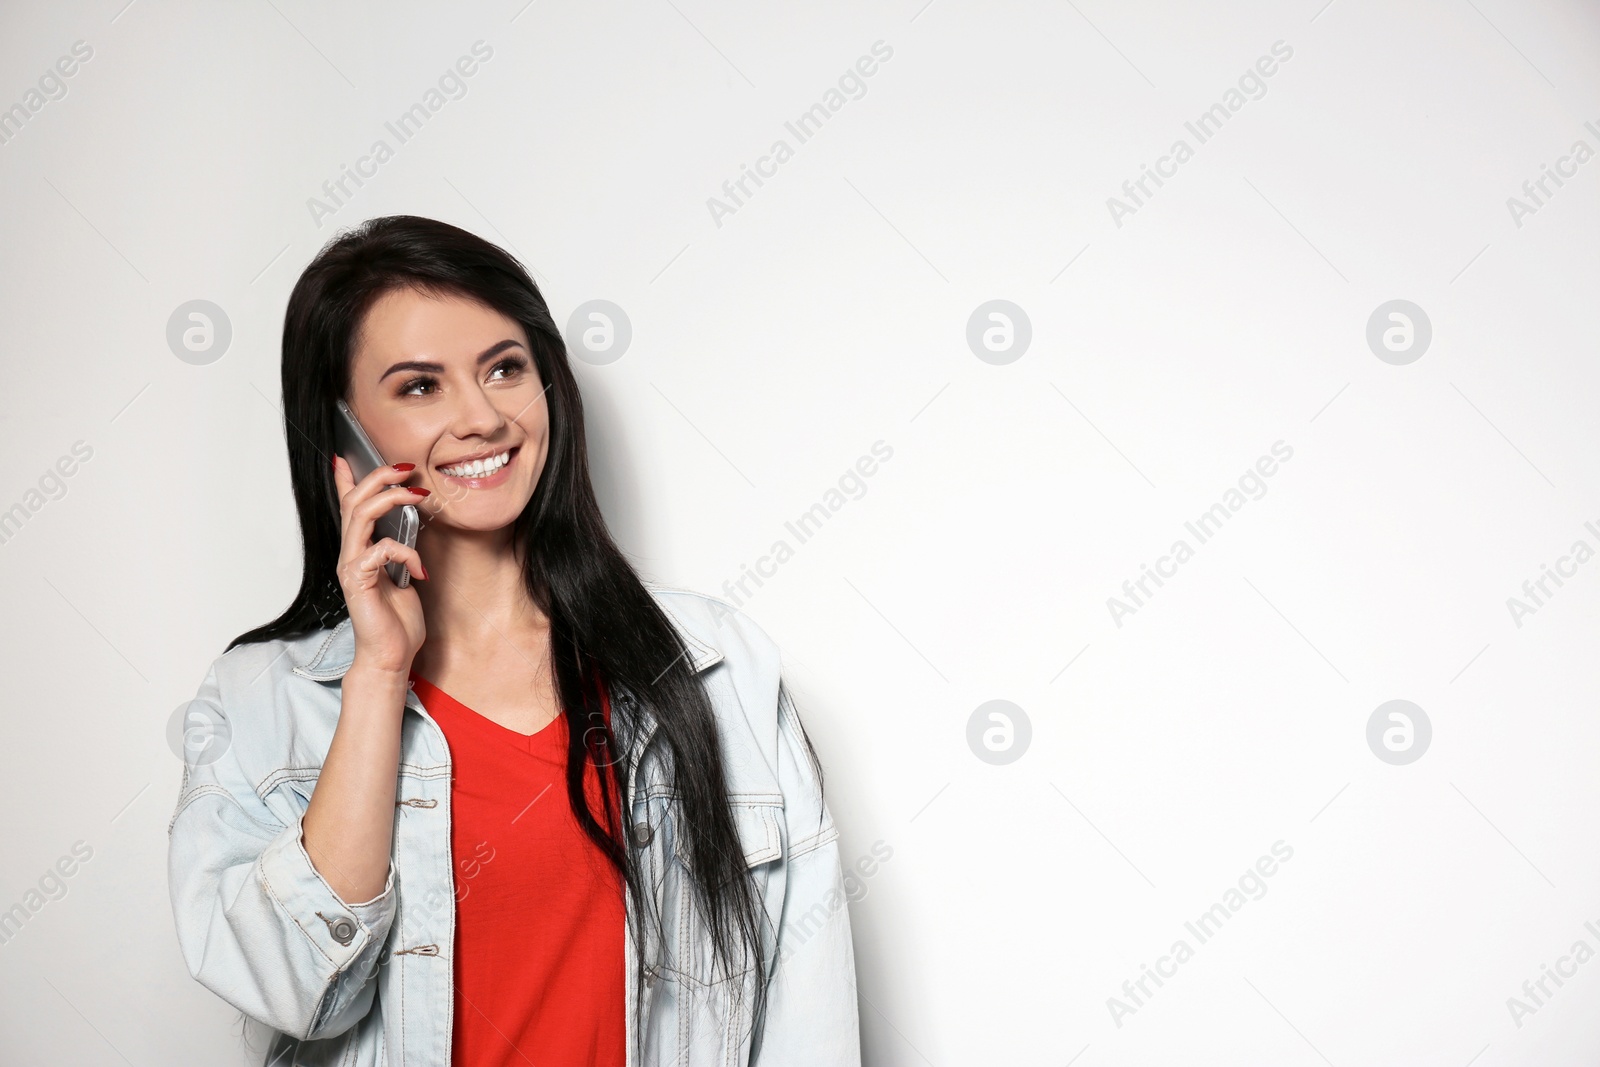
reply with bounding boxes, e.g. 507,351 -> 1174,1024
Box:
407,670 -> 625,1067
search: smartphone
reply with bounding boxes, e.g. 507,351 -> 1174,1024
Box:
334,398 -> 419,589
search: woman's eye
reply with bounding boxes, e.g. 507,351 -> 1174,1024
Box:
489,358 -> 525,381
397,358 -> 525,397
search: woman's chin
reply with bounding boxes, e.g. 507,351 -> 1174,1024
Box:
426,497 -> 533,533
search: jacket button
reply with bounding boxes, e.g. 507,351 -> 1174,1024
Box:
631,822 -> 653,847
330,918 -> 356,945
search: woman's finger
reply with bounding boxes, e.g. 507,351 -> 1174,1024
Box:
353,537 -> 428,584
334,456 -> 414,517
351,483 -> 430,527
339,468 -> 421,568
331,452 -> 350,494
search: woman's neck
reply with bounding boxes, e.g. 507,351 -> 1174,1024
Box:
410,526 -> 549,674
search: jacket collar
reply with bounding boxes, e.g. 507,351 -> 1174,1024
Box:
289,612 -> 725,681
288,598 -> 776,803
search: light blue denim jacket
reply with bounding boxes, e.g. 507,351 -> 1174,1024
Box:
167,587 -> 861,1065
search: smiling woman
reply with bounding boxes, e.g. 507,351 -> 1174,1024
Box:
166,216 -> 861,1067
348,287 -> 550,532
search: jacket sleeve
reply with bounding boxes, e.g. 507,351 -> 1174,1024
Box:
166,655 -> 398,1040
756,677 -> 863,1065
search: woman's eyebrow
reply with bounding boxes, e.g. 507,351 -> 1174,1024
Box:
378,338 -> 525,382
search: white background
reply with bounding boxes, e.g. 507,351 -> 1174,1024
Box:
3,0 -> 1600,1063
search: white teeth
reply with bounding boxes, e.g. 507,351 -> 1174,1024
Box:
441,450 -> 510,478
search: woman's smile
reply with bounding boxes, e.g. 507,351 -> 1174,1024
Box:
437,444 -> 520,487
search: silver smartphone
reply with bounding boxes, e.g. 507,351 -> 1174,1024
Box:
334,398 -> 419,589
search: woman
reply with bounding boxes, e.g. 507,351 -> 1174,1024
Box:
167,215 -> 861,1066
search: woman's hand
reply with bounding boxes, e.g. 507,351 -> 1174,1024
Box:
331,454 -> 429,675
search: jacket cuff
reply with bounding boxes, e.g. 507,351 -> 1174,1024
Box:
257,811 -> 397,970
344,865 -> 397,930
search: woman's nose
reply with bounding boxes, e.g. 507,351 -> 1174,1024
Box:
449,387 -> 505,438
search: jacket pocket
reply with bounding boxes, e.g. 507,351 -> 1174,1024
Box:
664,797 -> 785,989
260,1000 -> 385,1066
260,1027 -> 354,1067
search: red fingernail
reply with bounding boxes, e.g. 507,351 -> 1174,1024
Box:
407,486 -> 430,496
417,563 -> 428,580
393,463 -> 416,472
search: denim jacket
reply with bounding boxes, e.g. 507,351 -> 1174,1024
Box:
167,586 -> 861,1066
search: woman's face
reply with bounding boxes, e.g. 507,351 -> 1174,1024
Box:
344,286 -> 549,535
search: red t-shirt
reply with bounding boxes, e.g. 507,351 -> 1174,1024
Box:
408,670 -> 626,1067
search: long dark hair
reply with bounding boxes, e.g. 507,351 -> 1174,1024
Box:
228,214 -> 822,1049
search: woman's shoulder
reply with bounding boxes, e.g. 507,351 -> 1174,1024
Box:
171,625 -> 348,829
645,585 -> 832,828
204,623 -> 347,699
644,583 -> 781,670
644,584 -> 793,781
184,624 -> 351,768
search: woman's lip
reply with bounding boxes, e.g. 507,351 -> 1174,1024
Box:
437,446 -> 519,485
